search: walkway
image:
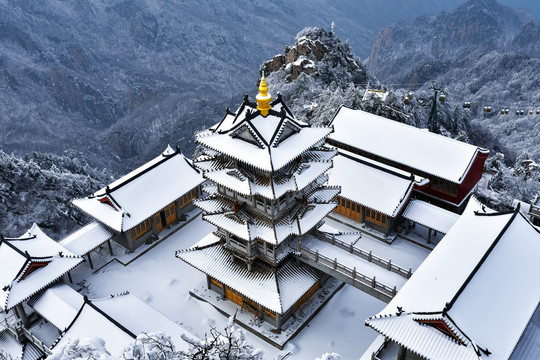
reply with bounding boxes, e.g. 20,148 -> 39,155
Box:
298,234 -> 410,303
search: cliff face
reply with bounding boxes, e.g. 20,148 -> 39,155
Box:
366,0 -> 540,162
368,0 -> 525,82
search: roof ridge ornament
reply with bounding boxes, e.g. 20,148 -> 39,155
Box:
256,73 -> 272,117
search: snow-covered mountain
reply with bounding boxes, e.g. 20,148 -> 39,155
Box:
367,0 -> 540,162
1,0 -> 513,172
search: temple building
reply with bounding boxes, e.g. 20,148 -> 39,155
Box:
365,203 -> 540,359
328,149 -> 429,236
73,146 -> 203,252
177,76 -> 339,330
328,106 -> 489,213
0,224 -> 83,328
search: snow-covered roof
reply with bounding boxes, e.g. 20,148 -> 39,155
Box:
30,283 -> 84,331
177,235 -> 322,314
329,106 -> 489,183
0,330 -> 23,360
59,221 -> 113,256
199,157 -> 334,200
52,292 -> 193,358
0,224 -> 83,310
202,200 -> 336,246
328,151 -> 426,217
197,97 -> 333,173
366,203 -> 540,360
72,146 -> 203,233
402,199 -> 460,234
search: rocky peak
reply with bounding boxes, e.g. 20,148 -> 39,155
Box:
262,27 -> 362,83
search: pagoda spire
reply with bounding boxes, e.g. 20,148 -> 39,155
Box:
256,74 -> 272,117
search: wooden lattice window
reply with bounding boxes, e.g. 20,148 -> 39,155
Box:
365,208 -> 387,226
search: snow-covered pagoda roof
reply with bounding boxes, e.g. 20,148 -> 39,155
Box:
196,94 -> 333,173
51,291 -> 193,358
366,203 -> 540,360
329,106 -> 489,184
195,148 -> 336,200
199,192 -> 336,246
59,221 -> 113,256
177,234 -> 322,314
0,224 -> 83,311
72,146 -> 203,233
328,150 -> 427,217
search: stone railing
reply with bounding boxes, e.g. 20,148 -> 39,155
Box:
318,233 -> 412,279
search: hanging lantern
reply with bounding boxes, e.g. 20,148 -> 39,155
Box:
407,92 -> 414,100
404,98 -> 410,105
520,110 -> 524,115
501,109 -> 505,115
529,110 -> 534,116
537,109 -> 540,115
463,102 -> 471,109
439,94 -> 446,103
516,110 -> 520,115
505,109 -> 509,114
483,107 -> 488,113
487,106 -> 492,113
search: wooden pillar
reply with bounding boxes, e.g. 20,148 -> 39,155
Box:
397,344 -> 407,360
124,231 -> 135,253
427,228 -> 431,244
14,303 -> 29,328
107,239 -> 113,256
67,271 -> 73,283
176,198 -> 183,221
258,305 -> 263,320
206,275 -> 211,289
406,219 -> 410,235
276,313 -> 282,332
150,216 -> 159,236
86,252 -> 94,269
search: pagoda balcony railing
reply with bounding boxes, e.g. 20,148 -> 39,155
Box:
530,204 -> 540,216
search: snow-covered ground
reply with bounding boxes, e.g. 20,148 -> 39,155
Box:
0,212 -> 434,359
63,214 -> 398,359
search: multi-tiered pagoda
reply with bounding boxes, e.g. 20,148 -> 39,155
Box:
177,76 -> 339,330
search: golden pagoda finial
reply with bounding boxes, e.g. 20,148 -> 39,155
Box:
256,73 -> 272,117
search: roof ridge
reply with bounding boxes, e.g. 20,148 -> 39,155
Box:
446,208 -> 519,311
92,148 -> 183,197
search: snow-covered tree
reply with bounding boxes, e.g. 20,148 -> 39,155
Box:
0,349 -> 13,360
122,315 -> 263,360
47,337 -> 112,360
316,353 -> 341,360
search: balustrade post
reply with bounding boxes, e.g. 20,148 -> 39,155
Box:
315,249 -> 319,262
332,234 -> 336,245
393,286 -> 397,296
333,258 -> 337,270
368,250 -> 372,262
371,276 -> 376,288
352,267 -> 356,279
408,268 -> 412,278
349,243 -> 353,253
387,258 -> 392,270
